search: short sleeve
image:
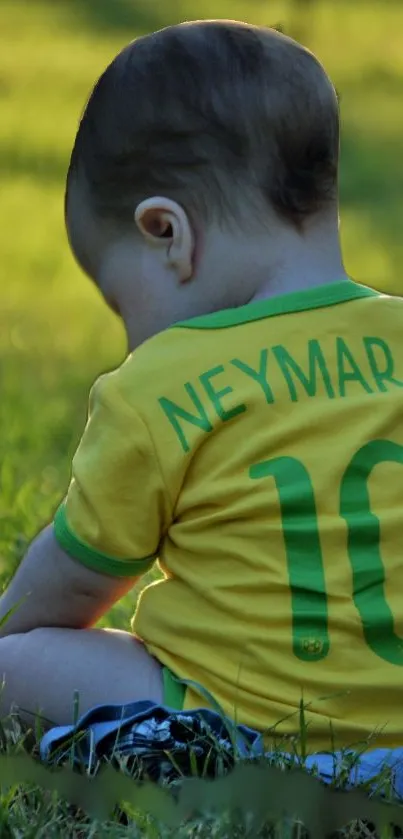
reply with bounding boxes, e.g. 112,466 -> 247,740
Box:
53,370 -> 172,577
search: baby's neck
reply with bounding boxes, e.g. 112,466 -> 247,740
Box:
248,214 -> 349,303
198,208 -> 349,314
250,264 -> 350,303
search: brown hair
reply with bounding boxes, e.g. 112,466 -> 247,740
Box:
66,20 -> 340,231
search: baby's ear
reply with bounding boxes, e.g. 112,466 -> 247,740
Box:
135,199 -> 174,243
135,197 -> 194,282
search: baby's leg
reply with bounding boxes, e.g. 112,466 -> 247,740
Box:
0,627 -> 163,729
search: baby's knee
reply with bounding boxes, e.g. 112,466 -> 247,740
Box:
0,631 -> 30,663
0,633 -> 30,700
0,627 -> 71,669
0,631 -> 28,648
0,629 -> 55,675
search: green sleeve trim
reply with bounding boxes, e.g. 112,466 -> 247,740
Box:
53,504 -> 156,578
171,280 -> 380,330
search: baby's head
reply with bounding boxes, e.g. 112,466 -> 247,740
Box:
66,20 -> 340,350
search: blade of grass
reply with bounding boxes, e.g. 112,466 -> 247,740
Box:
0,596 -> 29,630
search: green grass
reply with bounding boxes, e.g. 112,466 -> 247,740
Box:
1,0 -> 403,834
1,709 -> 403,839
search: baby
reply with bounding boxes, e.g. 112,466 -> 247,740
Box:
2,20 -> 403,752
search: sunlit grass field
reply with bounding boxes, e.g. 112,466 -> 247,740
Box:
1,0 -> 403,834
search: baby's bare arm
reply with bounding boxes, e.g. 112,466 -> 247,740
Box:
0,526 -> 138,637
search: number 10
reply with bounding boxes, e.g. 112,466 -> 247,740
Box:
250,440 -> 403,666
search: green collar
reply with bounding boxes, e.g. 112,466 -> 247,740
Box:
173,279 -> 380,330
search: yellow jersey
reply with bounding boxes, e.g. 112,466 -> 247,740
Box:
54,279 -> 403,750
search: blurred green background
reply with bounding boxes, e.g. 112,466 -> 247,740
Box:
1,0 -> 402,620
